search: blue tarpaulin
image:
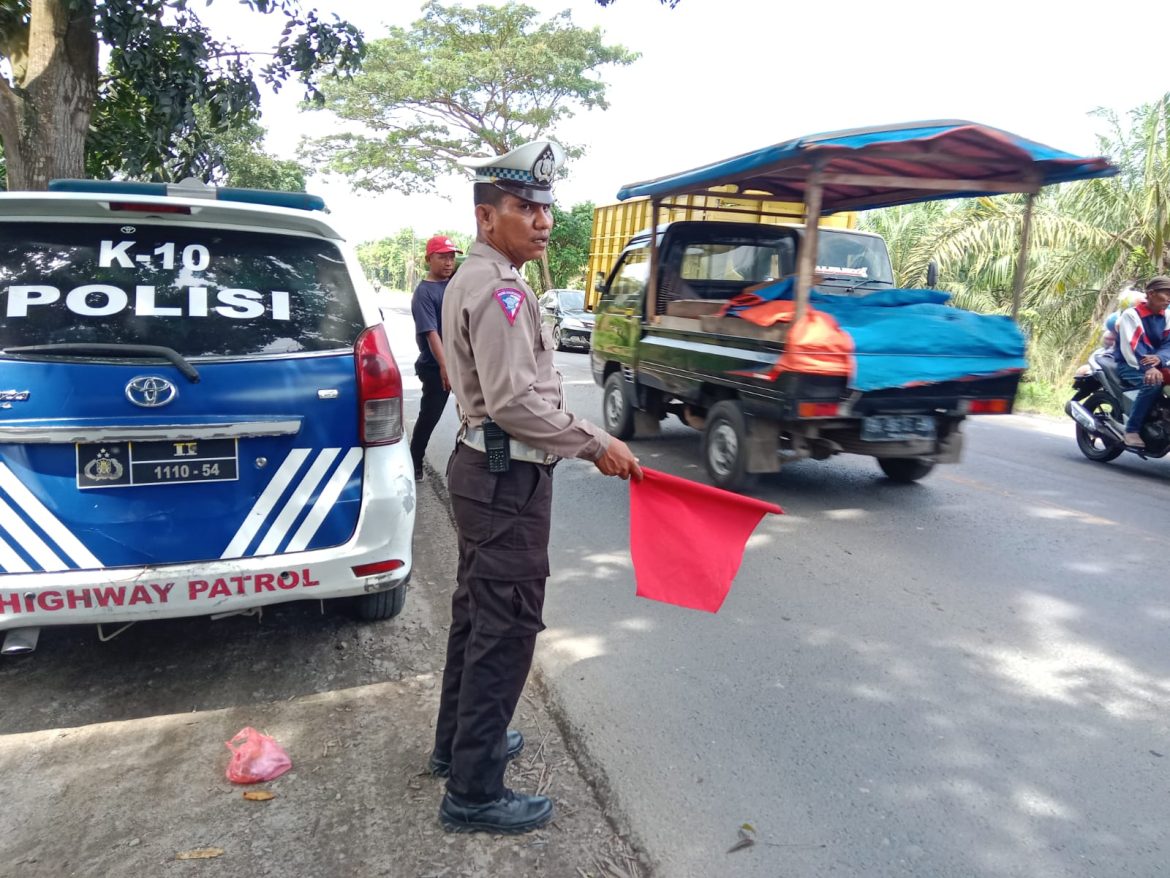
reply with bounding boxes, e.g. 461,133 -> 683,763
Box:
729,283 -> 1027,392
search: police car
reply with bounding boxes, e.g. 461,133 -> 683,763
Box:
0,179 -> 414,654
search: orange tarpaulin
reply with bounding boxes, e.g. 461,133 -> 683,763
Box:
771,309 -> 854,378
737,299 -> 797,326
629,468 -> 783,613
723,296 -> 855,380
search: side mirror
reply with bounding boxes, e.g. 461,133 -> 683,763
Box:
926,260 -> 939,289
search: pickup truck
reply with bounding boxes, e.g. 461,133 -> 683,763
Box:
590,219 -> 1022,488
589,121 -> 1116,491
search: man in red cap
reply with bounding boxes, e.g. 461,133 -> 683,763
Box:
410,235 -> 463,480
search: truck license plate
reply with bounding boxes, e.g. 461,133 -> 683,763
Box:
76,438 -> 239,489
860,415 -> 936,442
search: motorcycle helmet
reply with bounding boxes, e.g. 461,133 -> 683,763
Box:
1117,288 -> 1146,310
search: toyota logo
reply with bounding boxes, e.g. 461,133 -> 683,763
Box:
125,376 -> 178,408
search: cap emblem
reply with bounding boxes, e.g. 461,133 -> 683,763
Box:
532,146 -> 556,184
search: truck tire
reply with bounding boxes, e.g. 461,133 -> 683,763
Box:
603,372 -> 635,439
702,400 -> 757,492
354,583 -> 406,621
877,457 -> 935,483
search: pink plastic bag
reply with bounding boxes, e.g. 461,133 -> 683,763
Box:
224,727 -> 292,784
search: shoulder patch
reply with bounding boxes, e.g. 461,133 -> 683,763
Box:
493,287 -> 526,326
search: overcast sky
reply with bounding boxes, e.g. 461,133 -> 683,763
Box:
208,0 -> 1167,243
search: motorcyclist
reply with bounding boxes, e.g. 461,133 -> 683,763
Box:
1114,275 -> 1170,447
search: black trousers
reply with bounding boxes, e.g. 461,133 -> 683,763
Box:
434,443 -> 553,802
410,364 -> 450,472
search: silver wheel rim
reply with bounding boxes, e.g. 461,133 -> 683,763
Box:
605,385 -> 624,428
708,421 -> 739,476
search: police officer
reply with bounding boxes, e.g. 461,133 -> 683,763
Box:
431,140 -> 642,834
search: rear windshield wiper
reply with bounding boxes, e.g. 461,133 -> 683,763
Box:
1,343 -> 201,383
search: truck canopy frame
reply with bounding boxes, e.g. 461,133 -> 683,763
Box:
614,120 -> 1118,322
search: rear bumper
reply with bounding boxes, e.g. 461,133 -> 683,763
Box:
0,443 -> 415,632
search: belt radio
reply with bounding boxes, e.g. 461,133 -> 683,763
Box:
481,418 -> 511,473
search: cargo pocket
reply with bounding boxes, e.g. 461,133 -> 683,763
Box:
447,448 -> 498,545
469,578 -> 546,637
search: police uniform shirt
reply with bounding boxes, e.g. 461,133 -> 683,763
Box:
442,241 -> 610,460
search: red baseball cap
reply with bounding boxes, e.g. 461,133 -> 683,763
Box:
425,235 -> 462,257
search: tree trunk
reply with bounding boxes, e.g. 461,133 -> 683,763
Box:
0,0 -> 98,191
538,251 -> 552,292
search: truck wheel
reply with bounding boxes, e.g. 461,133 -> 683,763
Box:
354,583 -> 406,621
603,372 -> 635,439
703,400 -> 757,492
877,457 -> 935,483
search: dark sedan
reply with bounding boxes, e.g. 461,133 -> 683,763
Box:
539,288 -> 594,351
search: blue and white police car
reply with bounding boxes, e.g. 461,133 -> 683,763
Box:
0,179 -> 414,654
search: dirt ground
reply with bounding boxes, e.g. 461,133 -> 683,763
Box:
0,473 -> 648,878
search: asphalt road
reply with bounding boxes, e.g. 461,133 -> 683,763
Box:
388,299 -> 1170,878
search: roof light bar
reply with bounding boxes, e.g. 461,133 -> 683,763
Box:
48,178 -> 327,212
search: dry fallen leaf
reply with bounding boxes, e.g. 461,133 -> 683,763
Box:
175,848 -> 224,860
243,791 -> 275,801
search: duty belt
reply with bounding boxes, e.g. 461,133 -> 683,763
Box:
460,426 -> 560,466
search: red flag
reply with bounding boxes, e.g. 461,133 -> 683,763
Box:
629,468 -> 783,613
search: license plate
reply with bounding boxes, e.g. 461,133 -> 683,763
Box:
860,415 -> 936,442
76,438 -> 239,489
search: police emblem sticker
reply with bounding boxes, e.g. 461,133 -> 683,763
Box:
494,287 -> 526,326
532,146 -> 556,184
77,444 -> 131,488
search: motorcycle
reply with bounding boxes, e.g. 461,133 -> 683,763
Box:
1066,350 -> 1170,461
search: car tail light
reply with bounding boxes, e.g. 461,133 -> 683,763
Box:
797,401 -> 841,417
355,324 -> 403,445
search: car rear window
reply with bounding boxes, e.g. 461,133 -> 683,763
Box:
0,221 -> 365,357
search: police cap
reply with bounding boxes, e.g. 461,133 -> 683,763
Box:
460,140 -> 565,205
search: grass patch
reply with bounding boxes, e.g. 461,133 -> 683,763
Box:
1014,379 -> 1067,418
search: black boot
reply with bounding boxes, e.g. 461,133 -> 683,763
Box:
439,789 -> 553,834
429,728 -> 523,778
